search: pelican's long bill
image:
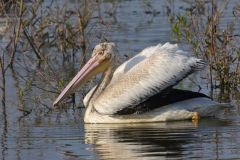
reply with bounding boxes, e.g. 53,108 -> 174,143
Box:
53,54 -> 108,106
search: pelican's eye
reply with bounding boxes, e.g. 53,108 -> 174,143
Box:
98,51 -> 104,55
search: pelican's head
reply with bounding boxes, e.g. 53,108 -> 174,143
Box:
53,42 -> 117,105
91,42 -> 117,70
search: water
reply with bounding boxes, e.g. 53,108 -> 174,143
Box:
1,0 -> 240,159
2,113 -> 240,160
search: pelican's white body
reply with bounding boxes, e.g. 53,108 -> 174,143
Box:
81,43 -> 230,123
84,97 -> 227,123
55,42 -> 230,124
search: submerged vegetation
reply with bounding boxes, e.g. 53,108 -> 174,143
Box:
167,0 -> 240,98
0,0 -> 110,116
0,0 -> 239,118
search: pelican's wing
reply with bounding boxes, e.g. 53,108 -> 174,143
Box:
83,44 -> 162,106
111,43 -> 163,82
94,43 -> 206,115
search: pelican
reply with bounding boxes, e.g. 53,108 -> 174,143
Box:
54,42 -> 229,123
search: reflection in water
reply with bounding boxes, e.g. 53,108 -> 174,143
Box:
84,121 -> 197,159
83,120 -> 237,160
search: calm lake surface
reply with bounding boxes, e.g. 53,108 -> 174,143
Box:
1,0 -> 240,159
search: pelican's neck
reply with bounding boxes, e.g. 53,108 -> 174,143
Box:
87,51 -> 119,105
84,65 -> 115,122
94,66 -> 114,98
84,48 -> 120,123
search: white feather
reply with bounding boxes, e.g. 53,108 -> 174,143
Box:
112,43 -> 163,82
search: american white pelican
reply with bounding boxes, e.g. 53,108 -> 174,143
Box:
54,42 -> 229,123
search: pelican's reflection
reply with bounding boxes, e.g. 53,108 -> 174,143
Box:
84,121 -> 199,159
